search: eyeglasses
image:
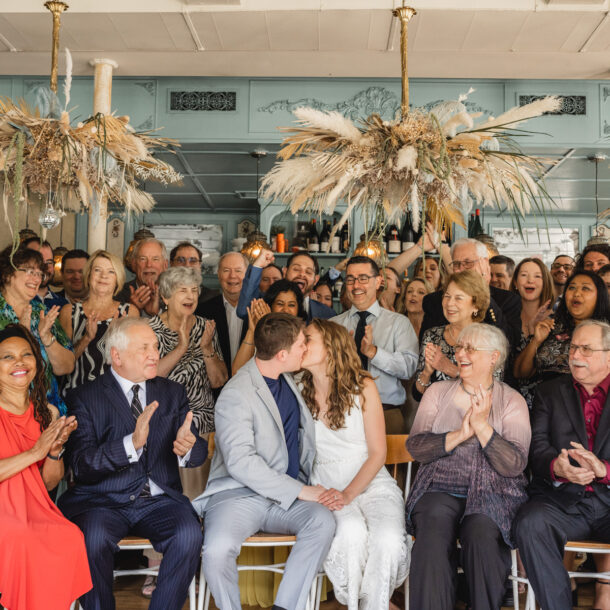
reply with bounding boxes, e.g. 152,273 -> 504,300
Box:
17,267 -> 46,281
449,258 -> 480,271
454,343 -> 497,355
551,263 -> 574,271
568,343 -> 610,357
174,257 -> 200,265
345,274 -> 377,286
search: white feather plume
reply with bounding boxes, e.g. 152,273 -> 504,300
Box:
293,107 -> 362,143
475,96 -> 561,131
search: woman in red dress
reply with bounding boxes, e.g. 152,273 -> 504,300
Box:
0,324 -> 91,610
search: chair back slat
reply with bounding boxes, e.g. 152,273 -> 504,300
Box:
385,434 -> 414,501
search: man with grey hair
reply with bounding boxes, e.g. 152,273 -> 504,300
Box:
196,252 -> 248,377
117,238 -> 169,317
58,316 -> 207,610
514,320 -> 610,610
420,237 -> 522,357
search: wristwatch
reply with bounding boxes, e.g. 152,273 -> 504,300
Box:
47,447 -> 65,461
42,335 -> 56,348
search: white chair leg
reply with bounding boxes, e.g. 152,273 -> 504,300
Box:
204,586 -> 211,610
314,574 -> 323,610
197,560 -> 206,610
510,549 -> 520,610
188,575 -> 196,610
404,573 -> 409,610
69,602 -> 77,610
525,582 -> 536,610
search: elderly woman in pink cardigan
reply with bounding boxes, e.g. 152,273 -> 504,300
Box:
406,323 -> 531,610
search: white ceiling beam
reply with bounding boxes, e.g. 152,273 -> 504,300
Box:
182,9 -> 206,51
579,10 -> 610,51
0,33 -> 18,52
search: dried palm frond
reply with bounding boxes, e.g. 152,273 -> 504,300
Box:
0,92 -> 182,228
262,94 -> 560,238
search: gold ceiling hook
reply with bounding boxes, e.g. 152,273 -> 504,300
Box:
392,5 -> 416,120
44,1 -> 69,94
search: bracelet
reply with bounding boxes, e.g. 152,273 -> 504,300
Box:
416,372 -> 432,388
202,351 -> 215,358
42,335 -> 56,348
243,341 -> 254,346
46,447 -> 64,461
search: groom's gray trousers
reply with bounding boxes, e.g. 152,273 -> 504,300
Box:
202,494 -> 335,610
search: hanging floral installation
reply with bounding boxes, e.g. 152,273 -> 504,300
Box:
0,2 -> 181,242
261,5 -> 560,241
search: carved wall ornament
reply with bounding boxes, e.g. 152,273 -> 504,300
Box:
169,91 -> 237,112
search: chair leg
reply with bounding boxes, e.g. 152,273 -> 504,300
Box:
188,575 -> 196,610
314,574 -> 323,610
404,573 -> 409,610
510,549 -> 520,610
525,582 -> 536,610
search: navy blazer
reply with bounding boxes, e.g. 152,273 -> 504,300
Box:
195,294 -> 248,378
58,371 -> 207,519
236,264 -> 335,323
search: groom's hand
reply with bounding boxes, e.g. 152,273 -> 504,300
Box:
298,484 -> 326,502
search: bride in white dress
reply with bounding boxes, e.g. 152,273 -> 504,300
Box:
300,319 -> 410,610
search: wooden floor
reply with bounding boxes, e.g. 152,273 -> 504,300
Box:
111,575 -> 599,609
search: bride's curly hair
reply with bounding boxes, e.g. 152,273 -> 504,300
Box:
300,319 -> 373,430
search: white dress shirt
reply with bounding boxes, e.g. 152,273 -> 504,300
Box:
332,300 -> 419,405
112,368 -> 190,496
223,295 -> 244,362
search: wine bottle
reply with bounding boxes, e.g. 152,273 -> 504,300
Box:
467,213 -> 475,238
319,220 -> 330,252
472,209 -> 484,237
401,214 -> 416,252
386,224 -> 401,254
340,221 -> 350,253
307,219 -> 320,253
330,218 -> 341,253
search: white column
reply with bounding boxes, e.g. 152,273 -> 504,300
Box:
87,58 -> 118,252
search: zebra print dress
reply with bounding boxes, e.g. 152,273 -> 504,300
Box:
61,301 -> 131,397
149,314 -> 221,433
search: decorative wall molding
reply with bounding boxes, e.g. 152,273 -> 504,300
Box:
169,91 -> 236,112
136,116 -> 154,131
518,94 -> 586,115
134,81 -> 156,97
257,86 -> 494,120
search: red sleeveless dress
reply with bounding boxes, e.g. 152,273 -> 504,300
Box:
0,403 -> 92,610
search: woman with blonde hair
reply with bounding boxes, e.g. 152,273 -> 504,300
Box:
301,318 -> 409,610
59,249 -> 138,393
413,270 -> 490,400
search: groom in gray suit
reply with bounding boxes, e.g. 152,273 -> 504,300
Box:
193,312 -> 335,610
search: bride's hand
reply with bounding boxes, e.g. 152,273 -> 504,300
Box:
318,487 -> 348,511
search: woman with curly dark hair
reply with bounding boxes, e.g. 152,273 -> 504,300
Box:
515,270 -> 610,398
0,324 -> 91,609
300,318 -> 409,610
0,246 -> 74,414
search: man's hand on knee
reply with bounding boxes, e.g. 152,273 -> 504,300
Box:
297,484 -> 327,503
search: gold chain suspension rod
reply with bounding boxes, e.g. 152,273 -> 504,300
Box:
392,3 -> 417,120
44,1 -> 69,94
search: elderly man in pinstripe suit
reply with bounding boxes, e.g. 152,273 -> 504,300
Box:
59,317 -> 207,610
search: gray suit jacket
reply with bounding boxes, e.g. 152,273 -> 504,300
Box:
192,358 -> 315,514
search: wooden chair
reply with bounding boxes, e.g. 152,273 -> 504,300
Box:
383,435 -> 414,610
510,541 -> 610,610
69,537 -> 196,610
197,433 -> 320,610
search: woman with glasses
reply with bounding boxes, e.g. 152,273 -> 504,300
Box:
407,323 -> 530,610
0,247 -> 74,414
514,270 -> 610,404
59,250 -> 139,396
510,258 -> 555,408
413,271 -> 490,401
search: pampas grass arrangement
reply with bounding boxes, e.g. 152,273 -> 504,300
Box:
262,93 -> 561,241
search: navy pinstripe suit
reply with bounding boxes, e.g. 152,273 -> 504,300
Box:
59,370 -> 207,610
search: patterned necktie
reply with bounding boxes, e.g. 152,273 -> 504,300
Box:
130,384 -> 143,420
354,311 -> 370,369
130,384 -> 151,497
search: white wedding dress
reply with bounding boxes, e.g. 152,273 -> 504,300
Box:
310,396 -> 410,609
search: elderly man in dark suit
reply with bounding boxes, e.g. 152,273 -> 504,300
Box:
195,251 -> 248,378
58,316 -> 207,610
514,320 -> 610,610
420,238 -> 521,348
